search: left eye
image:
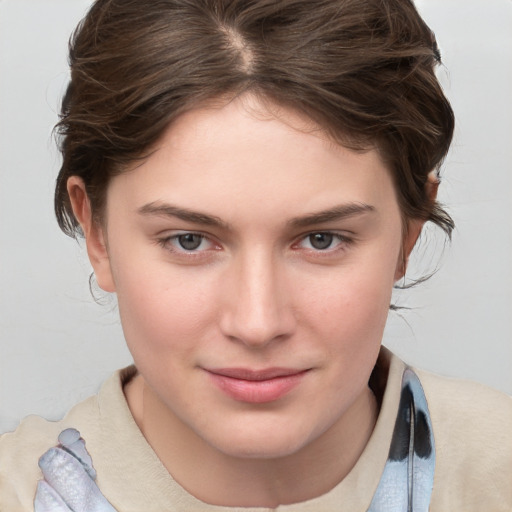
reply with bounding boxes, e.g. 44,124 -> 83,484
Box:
298,232 -> 346,251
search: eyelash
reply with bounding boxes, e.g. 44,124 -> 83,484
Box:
156,230 -> 353,257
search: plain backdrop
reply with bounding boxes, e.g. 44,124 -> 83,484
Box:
1,0 -> 511,434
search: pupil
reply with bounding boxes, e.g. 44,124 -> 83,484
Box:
310,233 -> 333,250
178,234 -> 202,250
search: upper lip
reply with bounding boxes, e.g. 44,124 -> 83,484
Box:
205,367 -> 309,381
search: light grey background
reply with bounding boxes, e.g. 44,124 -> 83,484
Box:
1,0 -> 511,434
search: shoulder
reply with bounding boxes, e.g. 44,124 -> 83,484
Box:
415,367 -> 512,510
0,367 -> 135,510
1,414 -> 66,508
0,391 -> 104,510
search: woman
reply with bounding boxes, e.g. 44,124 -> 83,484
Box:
1,0 -> 510,510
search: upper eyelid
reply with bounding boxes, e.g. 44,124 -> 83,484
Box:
292,231 -> 354,251
158,230 -> 214,242
293,230 -> 353,242
292,225 -> 356,237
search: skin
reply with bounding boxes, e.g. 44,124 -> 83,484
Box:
68,95 -> 425,507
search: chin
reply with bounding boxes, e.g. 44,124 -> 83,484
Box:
202,421 -> 317,460
217,440 -> 306,460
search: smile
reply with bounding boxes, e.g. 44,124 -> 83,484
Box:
205,368 -> 310,403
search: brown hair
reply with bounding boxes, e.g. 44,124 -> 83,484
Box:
54,0 -> 454,237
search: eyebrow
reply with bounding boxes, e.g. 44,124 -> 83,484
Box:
287,202 -> 376,228
138,202 -> 231,229
138,201 -> 375,230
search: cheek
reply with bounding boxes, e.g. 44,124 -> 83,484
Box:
112,260 -> 217,364
301,252 -> 397,336
298,266 -> 395,398
294,255 -> 398,398
307,281 -> 391,363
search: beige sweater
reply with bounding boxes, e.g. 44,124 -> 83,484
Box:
1,348 -> 511,511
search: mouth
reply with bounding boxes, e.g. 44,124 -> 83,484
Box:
204,367 -> 310,403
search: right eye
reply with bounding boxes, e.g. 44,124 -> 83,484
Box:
157,232 -> 217,253
175,233 -> 205,251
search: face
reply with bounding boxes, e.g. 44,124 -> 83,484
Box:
74,95 -> 414,459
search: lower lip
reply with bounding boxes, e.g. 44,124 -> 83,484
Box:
207,371 -> 308,403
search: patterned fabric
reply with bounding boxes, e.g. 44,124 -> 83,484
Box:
367,368 -> 435,511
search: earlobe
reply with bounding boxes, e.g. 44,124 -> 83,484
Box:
67,177 -> 116,293
425,171 -> 440,203
394,219 -> 424,281
394,171 -> 439,281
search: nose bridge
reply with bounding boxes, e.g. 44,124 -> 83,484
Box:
220,245 -> 294,347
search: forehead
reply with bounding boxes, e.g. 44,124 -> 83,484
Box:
107,95 -> 399,224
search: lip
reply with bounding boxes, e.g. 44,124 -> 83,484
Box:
205,367 -> 310,403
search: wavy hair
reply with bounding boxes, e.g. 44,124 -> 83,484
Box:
54,0 -> 454,238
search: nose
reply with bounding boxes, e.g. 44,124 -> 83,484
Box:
219,249 -> 296,348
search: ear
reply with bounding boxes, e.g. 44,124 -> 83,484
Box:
394,218 -> 424,281
394,172 -> 439,281
67,177 -> 116,292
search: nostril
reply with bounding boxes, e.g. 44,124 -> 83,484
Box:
220,308 -> 296,348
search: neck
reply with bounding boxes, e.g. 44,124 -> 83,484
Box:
125,374 -> 378,507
